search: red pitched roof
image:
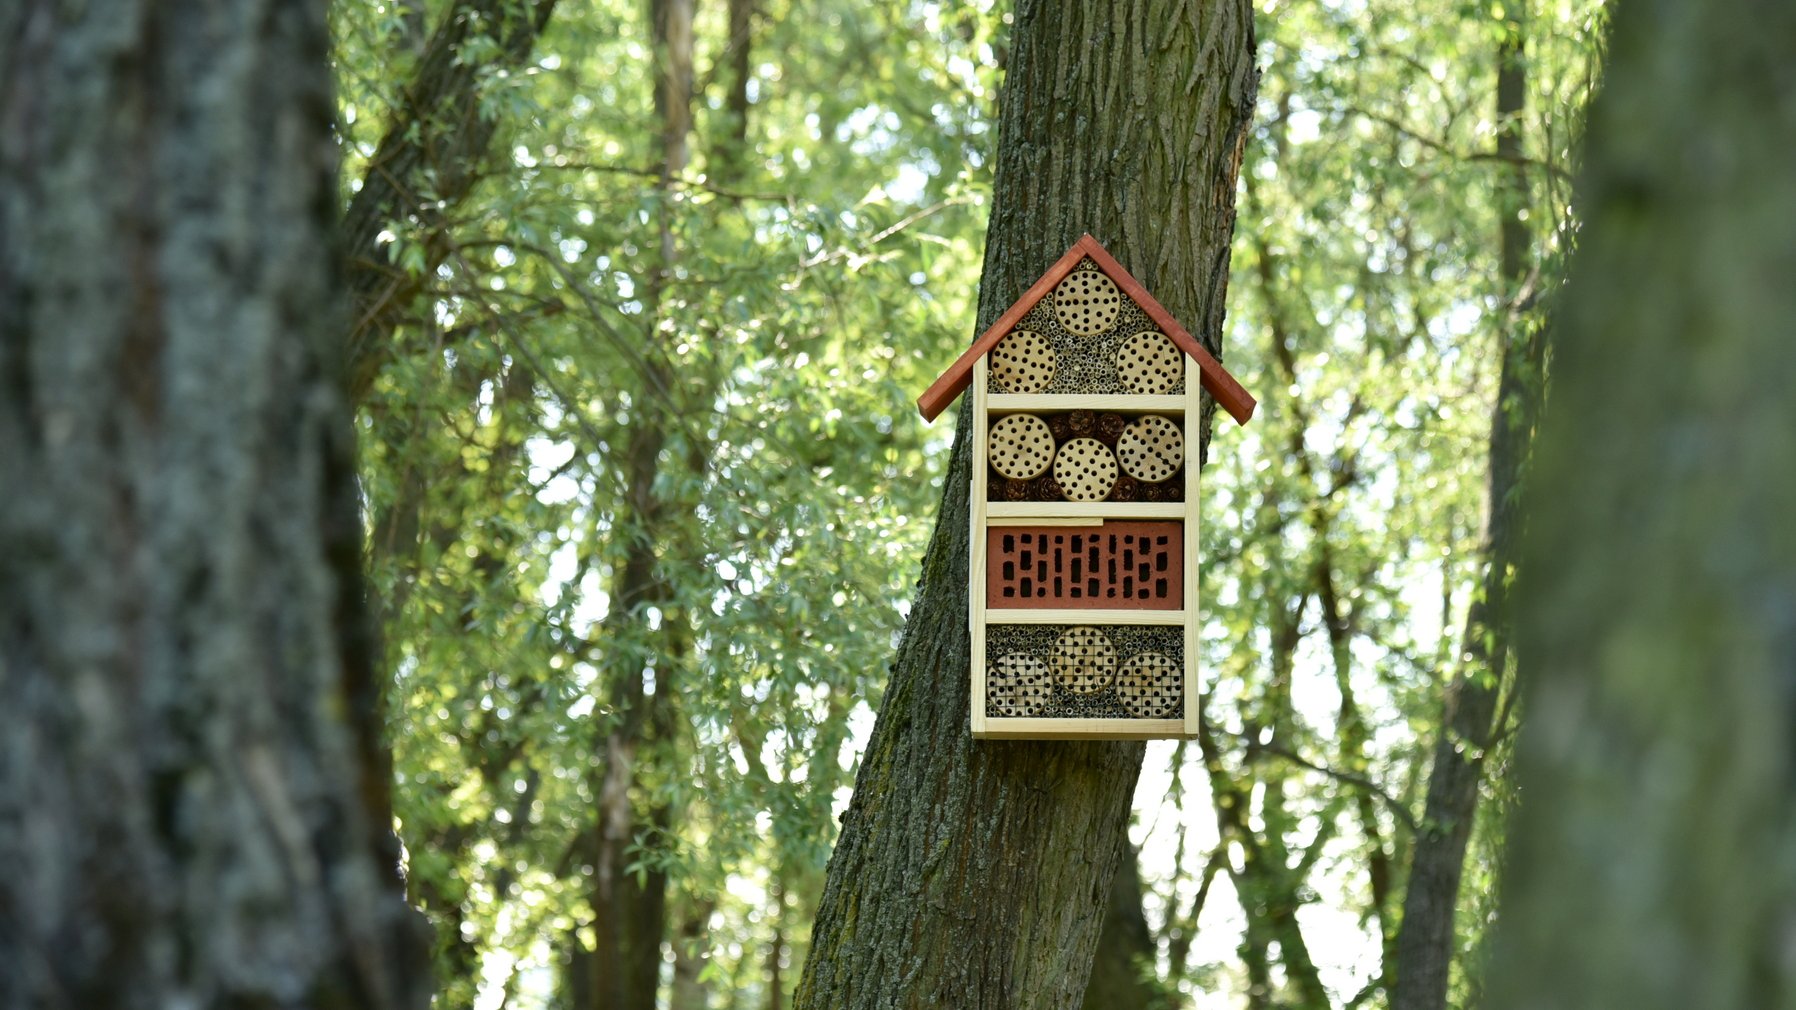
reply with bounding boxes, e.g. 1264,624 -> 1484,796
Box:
916,234 -> 1256,425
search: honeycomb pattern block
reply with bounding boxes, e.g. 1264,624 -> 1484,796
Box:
1053,437 -> 1120,501
1116,415 -> 1184,483
1116,652 -> 1181,718
987,654 -> 1052,717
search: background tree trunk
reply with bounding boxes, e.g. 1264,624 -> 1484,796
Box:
0,2 -> 429,1007
1485,0 -> 1796,1007
793,2 -> 1257,1006
1391,5 -> 1540,1007
342,0 -> 559,401
573,0 -> 695,1006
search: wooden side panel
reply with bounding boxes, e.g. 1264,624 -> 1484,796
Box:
984,609 -> 1183,626
975,718 -> 1187,741
970,358 -> 990,736
1184,373 -> 1202,735
988,501 -> 1185,519
987,393 -> 1186,413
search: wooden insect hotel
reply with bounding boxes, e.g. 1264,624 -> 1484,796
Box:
917,235 -> 1256,740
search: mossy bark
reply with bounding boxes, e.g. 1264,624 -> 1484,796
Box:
0,1 -> 429,1007
1486,0 -> 1796,1007
793,3 -> 1257,1006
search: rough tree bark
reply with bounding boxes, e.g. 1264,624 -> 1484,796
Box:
793,3 -> 1258,1007
1390,6 -> 1539,1009
0,2 -> 429,1008
1484,0 -> 1796,1007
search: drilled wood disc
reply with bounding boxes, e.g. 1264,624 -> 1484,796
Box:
1052,437 -> 1118,502
1052,627 -> 1117,695
989,329 -> 1057,393
989,413 -> 1057,480
1116,415 -> 1184,483
1116,331 -> 1184,395
987,654 -> 1052,717
1053,269 -> 1123,336
1116,652 -> 1181,718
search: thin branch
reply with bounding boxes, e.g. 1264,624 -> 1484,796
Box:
523,161 -> 794,203
798,196 -> 976,269
1334,103 -> 1574,183
1237,731 -> 1420,834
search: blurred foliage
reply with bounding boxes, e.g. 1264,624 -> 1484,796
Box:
326,0 -> 1605,1007
1172,0 -> 1602,1006
333,0 -> 998,1004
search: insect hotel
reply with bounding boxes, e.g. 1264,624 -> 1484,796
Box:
917,235 -> 1256,740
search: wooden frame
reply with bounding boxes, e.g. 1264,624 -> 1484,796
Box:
957,240 -> 1231,741
970,357 -> 991,735
989,394 -> 1185,413
988,502 -> 1185,519
1183,361 -> 1202,737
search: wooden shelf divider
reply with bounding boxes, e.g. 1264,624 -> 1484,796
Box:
987,393 -> 1186,414
986,501 -> 1186,520
982,608 -> 1185,627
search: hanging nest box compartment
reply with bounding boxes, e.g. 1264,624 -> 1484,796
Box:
914,234 -> 1256,740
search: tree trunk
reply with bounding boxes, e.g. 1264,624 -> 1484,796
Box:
575,0 -> 695,1006
792,3 -> 1257,1007
0,2 -> 429,1007
1485,1 -> 1796,1008
1390,6 -> 1539,1010
670,898 -> 718,1010
1082,845 -> 1171,1010
342,0 -> 558,401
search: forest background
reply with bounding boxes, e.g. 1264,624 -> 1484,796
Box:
1,0 -> 1636,1007
328,0 -> 1604,1006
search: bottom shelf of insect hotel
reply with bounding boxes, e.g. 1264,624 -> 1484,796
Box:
973,521 -> 1197,740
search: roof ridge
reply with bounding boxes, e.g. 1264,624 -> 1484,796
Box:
915,235 -> 1256,425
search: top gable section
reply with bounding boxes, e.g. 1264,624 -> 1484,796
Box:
916,235 -> 1256,425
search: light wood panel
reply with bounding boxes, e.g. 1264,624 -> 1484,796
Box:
1183,372 -> 1202,735
970,358 -> 990,736
988,501 -> 1185,519
984,609 -> 1184,626
976,717 -> 1192,741
988,393 -> 1186,413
